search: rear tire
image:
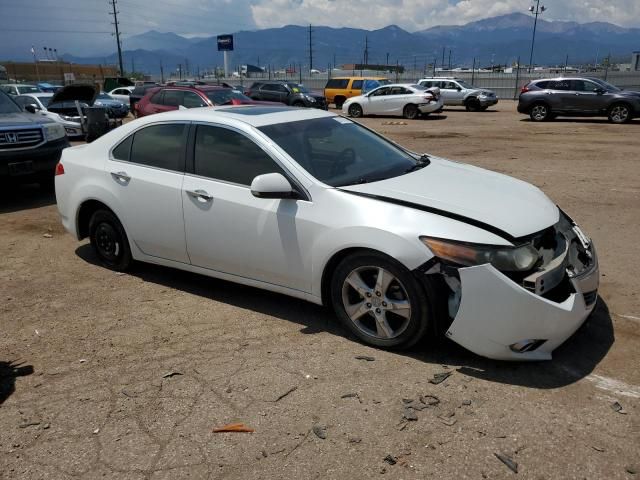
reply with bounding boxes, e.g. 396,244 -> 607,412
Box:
330,251 -> 431,349
334,96 -> 346,109
403,104 -> 419,120
348,103 -> 363,118
608,103 -> 632,124
292,101 -> 305,108
529,103 -> 551,122
89,210 -> 132,271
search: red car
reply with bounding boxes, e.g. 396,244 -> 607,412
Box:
135,85 -> 280,117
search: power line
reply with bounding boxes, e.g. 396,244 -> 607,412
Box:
108,0 -> 124,75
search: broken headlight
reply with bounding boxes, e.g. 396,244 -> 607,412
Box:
420,236 -> 540,272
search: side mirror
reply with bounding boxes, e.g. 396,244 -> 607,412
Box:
24,104 -> 38,114
595,87 -> 606,95
456,87 -> 462,91
251,173 -> 298,199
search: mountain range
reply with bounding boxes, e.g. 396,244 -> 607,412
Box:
7,13 -> 640,74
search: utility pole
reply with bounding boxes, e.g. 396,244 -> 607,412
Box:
441,46 -> 445,70
448,49 -> 451,70
527,0 -> 547,73
185,58 -> 189,77
308,24 -> 314,74
108,0 -> 124,75
178,63 -> 182,80
564,54 -> 569,73
386,52 -> 389,66
364,36 -> 369,66
160,60 -> 164,83
131,57 -> 134,75
333,53 -> 336,70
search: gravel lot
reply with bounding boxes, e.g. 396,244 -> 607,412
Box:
1,101 -> 639,479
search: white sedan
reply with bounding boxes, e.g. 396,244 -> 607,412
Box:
342,84 -> 443,119
13,92 -> 84,138
55,106 -> 599,360
107,86 -> 134,104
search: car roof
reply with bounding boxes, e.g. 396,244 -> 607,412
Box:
156,85 -> 229,92
131,105 -> 337,128
19,92 -> 53,98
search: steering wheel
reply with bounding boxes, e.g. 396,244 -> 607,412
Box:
330,148 -> 356,177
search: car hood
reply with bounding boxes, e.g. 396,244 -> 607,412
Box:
470,88 -> 495,96
341,157 -> 559,240
50,84 -> 97,105
0,112 -> 54,126
616,89 -> 640,98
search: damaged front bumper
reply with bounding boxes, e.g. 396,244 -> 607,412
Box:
444,249 -> 598,361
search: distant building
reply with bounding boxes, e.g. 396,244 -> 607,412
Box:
0,61 -> 117,84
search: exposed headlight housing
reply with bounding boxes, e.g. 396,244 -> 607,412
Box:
43,123 -> 66,141
305,96 -> 316,102
420,236 -> 540,272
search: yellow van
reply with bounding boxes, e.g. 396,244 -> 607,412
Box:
324,77 -> 390,108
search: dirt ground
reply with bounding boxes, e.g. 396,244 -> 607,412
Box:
1,101 -> 639,479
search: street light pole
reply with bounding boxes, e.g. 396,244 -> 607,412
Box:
527,0 -> 546,73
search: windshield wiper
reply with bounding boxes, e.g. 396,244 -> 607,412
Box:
405,154 -> 431,173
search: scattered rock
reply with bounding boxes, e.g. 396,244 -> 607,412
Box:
162,371 -> 183,378
261,449 -> 268,458
93,428 -> 100,434
420,395 -> 440,406
348,436 -> 362,444
403,408 -> 418,421
494,452 -> 518,473
355,355 -> 375,361
42,423 -> 50,430
79,359 -> 87,363
402,398 -> 414,404
462,399 -> 472,406
42,233 -> 53,238
429,371 -> 452,385
626,465 -> 638,474
383,455 -> 397,465
312,424 -> 327,440
341,392 -> 359,399
611,401 -> 627,414
439,417 -> 457,427
19,422 -> 40,428
406,400 -> 429,411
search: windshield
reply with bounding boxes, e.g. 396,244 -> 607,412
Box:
286,83 -> 310,94
17,85 -> 41,94
590,78 -> 621,92
0,91 -> 21,113
455,80 -> 475,89
205,89 -> 251,104
259,117 -> 422,187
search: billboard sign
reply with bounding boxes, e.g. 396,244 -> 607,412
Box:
217,35 -> 234,52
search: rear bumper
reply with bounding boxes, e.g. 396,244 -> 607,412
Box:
444,250 -> 599,361
419,98 -> 445,113
0,137 -> 69,178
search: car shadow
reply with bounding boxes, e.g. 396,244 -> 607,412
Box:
0,361 -> 34,405
520,117 -> 639,124
76,244 -> 613,389
0,183 -> 55,214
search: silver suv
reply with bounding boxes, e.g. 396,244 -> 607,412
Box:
417,77 -> 498,111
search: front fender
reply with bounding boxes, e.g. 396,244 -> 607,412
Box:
310,226 -> 431,299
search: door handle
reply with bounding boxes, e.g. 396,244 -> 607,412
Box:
111,171 -> 131,182
186,189 -> 213,201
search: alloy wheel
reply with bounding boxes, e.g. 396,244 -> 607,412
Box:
531,104 -> 548,121
610,105 -> 629,123
341,266 -> 412,340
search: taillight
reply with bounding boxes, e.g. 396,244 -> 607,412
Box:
521,84 -> 530,94
55,162 -> 65,176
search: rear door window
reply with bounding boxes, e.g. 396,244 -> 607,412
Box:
163,90 -> 184,107
547,80 -> 571,91
128,123 -> 187,171
183,91 -> 207,108
351,80 -> 364,90
325,79 -> 349,89
150,91 -> 164,104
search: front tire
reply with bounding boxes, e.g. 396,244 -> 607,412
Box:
465,98 -> 481,112
529,103 -> 551,121
292,101 -> 305,108
334,96 -> 346,109
348,103 -> 363,118
89,210 -> 132,271
330,252 -> 431,349
403,104 -> 419,120
608,103 -> 632,124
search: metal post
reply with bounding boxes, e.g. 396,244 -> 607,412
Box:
433,57 -> 436,77
564,54 -> 568,73
109,0 -> 124,75
395,60 -> 399,82
514,56 -> 521,99
604,54 -> 610,81
299,63 -> 302,84
471,57 -> 475,84
223,51 -> 229,78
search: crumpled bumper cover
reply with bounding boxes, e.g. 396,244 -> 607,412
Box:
445,256 -> 599,361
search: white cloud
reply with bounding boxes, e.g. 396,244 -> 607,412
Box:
250,0 -> 640,30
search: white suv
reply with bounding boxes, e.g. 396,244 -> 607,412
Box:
417,78 -> 498,111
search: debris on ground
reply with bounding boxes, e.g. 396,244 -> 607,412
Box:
355,355 -> 375,361
348,436 -> 362,443
341,392 -> 361,403
383,455 -> 397,465
420,394 -> 440,406
274,386 -> 298,402
429,371 -> 452,385
19,422 -> 40,428
312,424 -> 327,439
405,400 -> 429,411
626,465 -> 638,474
462,399 -> 472,406
592,446 -> 605,452
403,408 -> 418,421
494,452 -> 518,473
381,121 -> 408,126
93,428 -> 100,434
213,423 -> 255,433
79,359 -> 87,363
162,371 -> 183,378
439,417 -> 457,427
43,233 -> 53,238
611,401 -> 627,414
